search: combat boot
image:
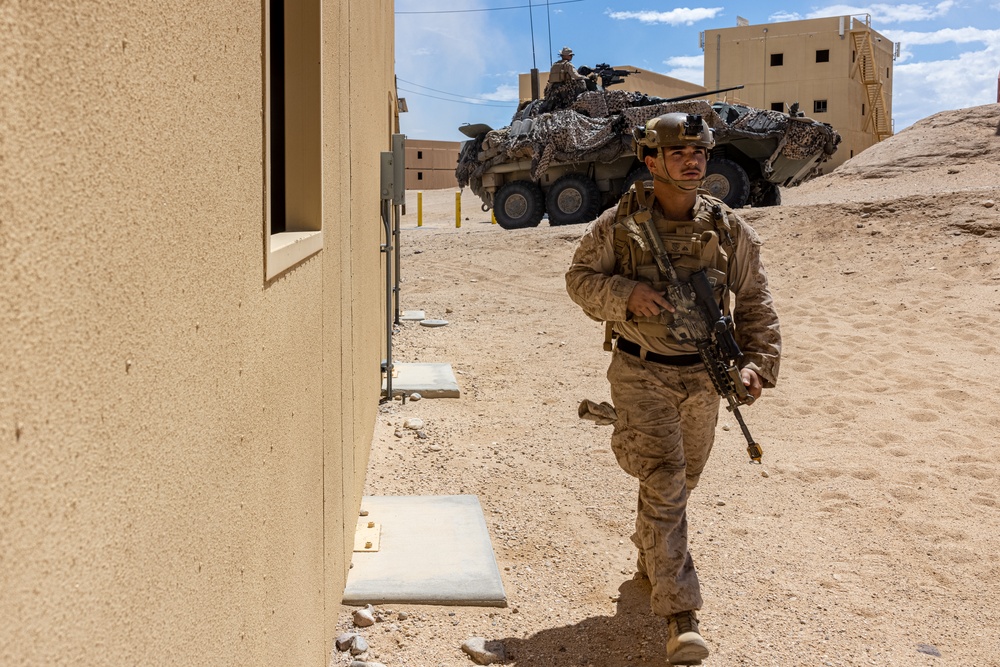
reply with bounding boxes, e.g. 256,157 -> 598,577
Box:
666,610 -> 709,665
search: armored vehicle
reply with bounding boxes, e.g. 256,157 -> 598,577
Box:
456,79 -> 840,229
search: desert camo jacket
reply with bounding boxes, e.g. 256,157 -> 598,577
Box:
566,193 -> 782,387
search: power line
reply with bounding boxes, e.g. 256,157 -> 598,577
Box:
396,0 -> 583,15
397,77 -> 512,104
396,87 -> 516,107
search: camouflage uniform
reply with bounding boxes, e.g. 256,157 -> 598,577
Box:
548,58 -> 583,83
565,188 -> 780,618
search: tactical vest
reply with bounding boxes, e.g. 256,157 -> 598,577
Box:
548,60 -> 573,83
611,185 -> 735,341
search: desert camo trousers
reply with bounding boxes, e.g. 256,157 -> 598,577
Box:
607,349 -> 720,618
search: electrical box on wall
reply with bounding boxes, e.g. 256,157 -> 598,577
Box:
379,134 -> 407,205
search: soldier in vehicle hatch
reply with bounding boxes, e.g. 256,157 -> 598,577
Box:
566,113 -> 781,665
548,46 -> 585,83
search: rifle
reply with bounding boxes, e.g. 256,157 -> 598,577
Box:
621,204 -> 764,464
577,63 -> 642,89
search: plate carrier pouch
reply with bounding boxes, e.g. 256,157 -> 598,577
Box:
604,183 -> 736,351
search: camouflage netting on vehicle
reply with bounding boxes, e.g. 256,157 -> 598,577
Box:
720,105 -> 841,160
457,98 -> 727,195
540,79 -> 589,114
455,92 -> 840,196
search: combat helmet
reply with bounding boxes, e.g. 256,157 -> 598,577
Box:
632,112 -> 715,160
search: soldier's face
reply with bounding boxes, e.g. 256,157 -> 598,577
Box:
650,146 -> 707,182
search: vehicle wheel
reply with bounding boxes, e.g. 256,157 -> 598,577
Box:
494,181 -> 545,229
623,165 -> 652,193
545,173 -> 601,226
703,158 -> 751,208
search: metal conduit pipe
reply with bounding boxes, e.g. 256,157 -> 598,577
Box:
380,198 -> 393,402
380,135 -> 406,402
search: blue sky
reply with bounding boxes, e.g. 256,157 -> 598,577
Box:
394,0 -> 1000,141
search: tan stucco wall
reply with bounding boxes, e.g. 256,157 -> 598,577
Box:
0,1 -> 392,665
704,16 -> 894,171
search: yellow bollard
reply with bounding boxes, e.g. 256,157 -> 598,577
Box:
455,191 -> 461,228
417,191 -> 423,227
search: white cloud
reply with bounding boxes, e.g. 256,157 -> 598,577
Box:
881,27 -> 1000,61
882,27 -> 1000,46
770,11 -> 804,21
662,55 -> 705,84
664,55 -> 704,68
787,1 -> 956,24
892,44 -> 1000,129
395,1 -> 520,140
606,7 -> 724,26
480,85 -> 521,103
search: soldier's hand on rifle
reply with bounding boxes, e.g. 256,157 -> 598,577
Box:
627,283 -> 675,318
740,368 -> 763,400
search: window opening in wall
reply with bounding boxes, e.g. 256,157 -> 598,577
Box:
265,0 -> 323,280
269,0 -> 286,234
770,102 -> 784,112
417,150 -> 423,159
418,172 -> 423,180
814,100 -> 828,113
852,50 -> 856,63
862,103 -> 866,116
770,53 -> 783,66
816,49 -> 830,62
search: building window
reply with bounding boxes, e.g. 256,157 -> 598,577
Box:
816,49 -> 830,63
265,0 -> 323,280
770,102 -> 784,112
814,100 -> 828,113
417,151 -> 423,159
417,172 -> 423,180
770,53 -> 783,66
862,103 -> 866,116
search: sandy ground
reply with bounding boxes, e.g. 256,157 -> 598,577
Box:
333,104 -> 1000,667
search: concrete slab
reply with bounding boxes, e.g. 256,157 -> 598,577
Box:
343,495 -> 507,607
400,310 -> 426,321
383,362 -> 460,398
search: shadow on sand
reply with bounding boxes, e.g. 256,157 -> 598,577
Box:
499,578 -> 673,666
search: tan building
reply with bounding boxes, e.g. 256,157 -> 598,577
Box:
703,15 -> 894,170
405,139 -> 462,190
1,2 -> 396,665
519,66 -> 707,102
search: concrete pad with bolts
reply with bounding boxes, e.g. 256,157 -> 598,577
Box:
343,495 -> 507,607
400,310 -> 426,321
383,362 -> 460,398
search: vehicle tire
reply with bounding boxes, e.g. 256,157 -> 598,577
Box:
623,165 -> 652,193
494,181 -> 545,229
545,173 -> 602,226
703,158 -> 751,208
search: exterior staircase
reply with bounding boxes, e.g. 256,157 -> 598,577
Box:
851,16 -> 893,141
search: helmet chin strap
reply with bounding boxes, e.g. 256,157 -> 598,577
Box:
652,153 -> 703,192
